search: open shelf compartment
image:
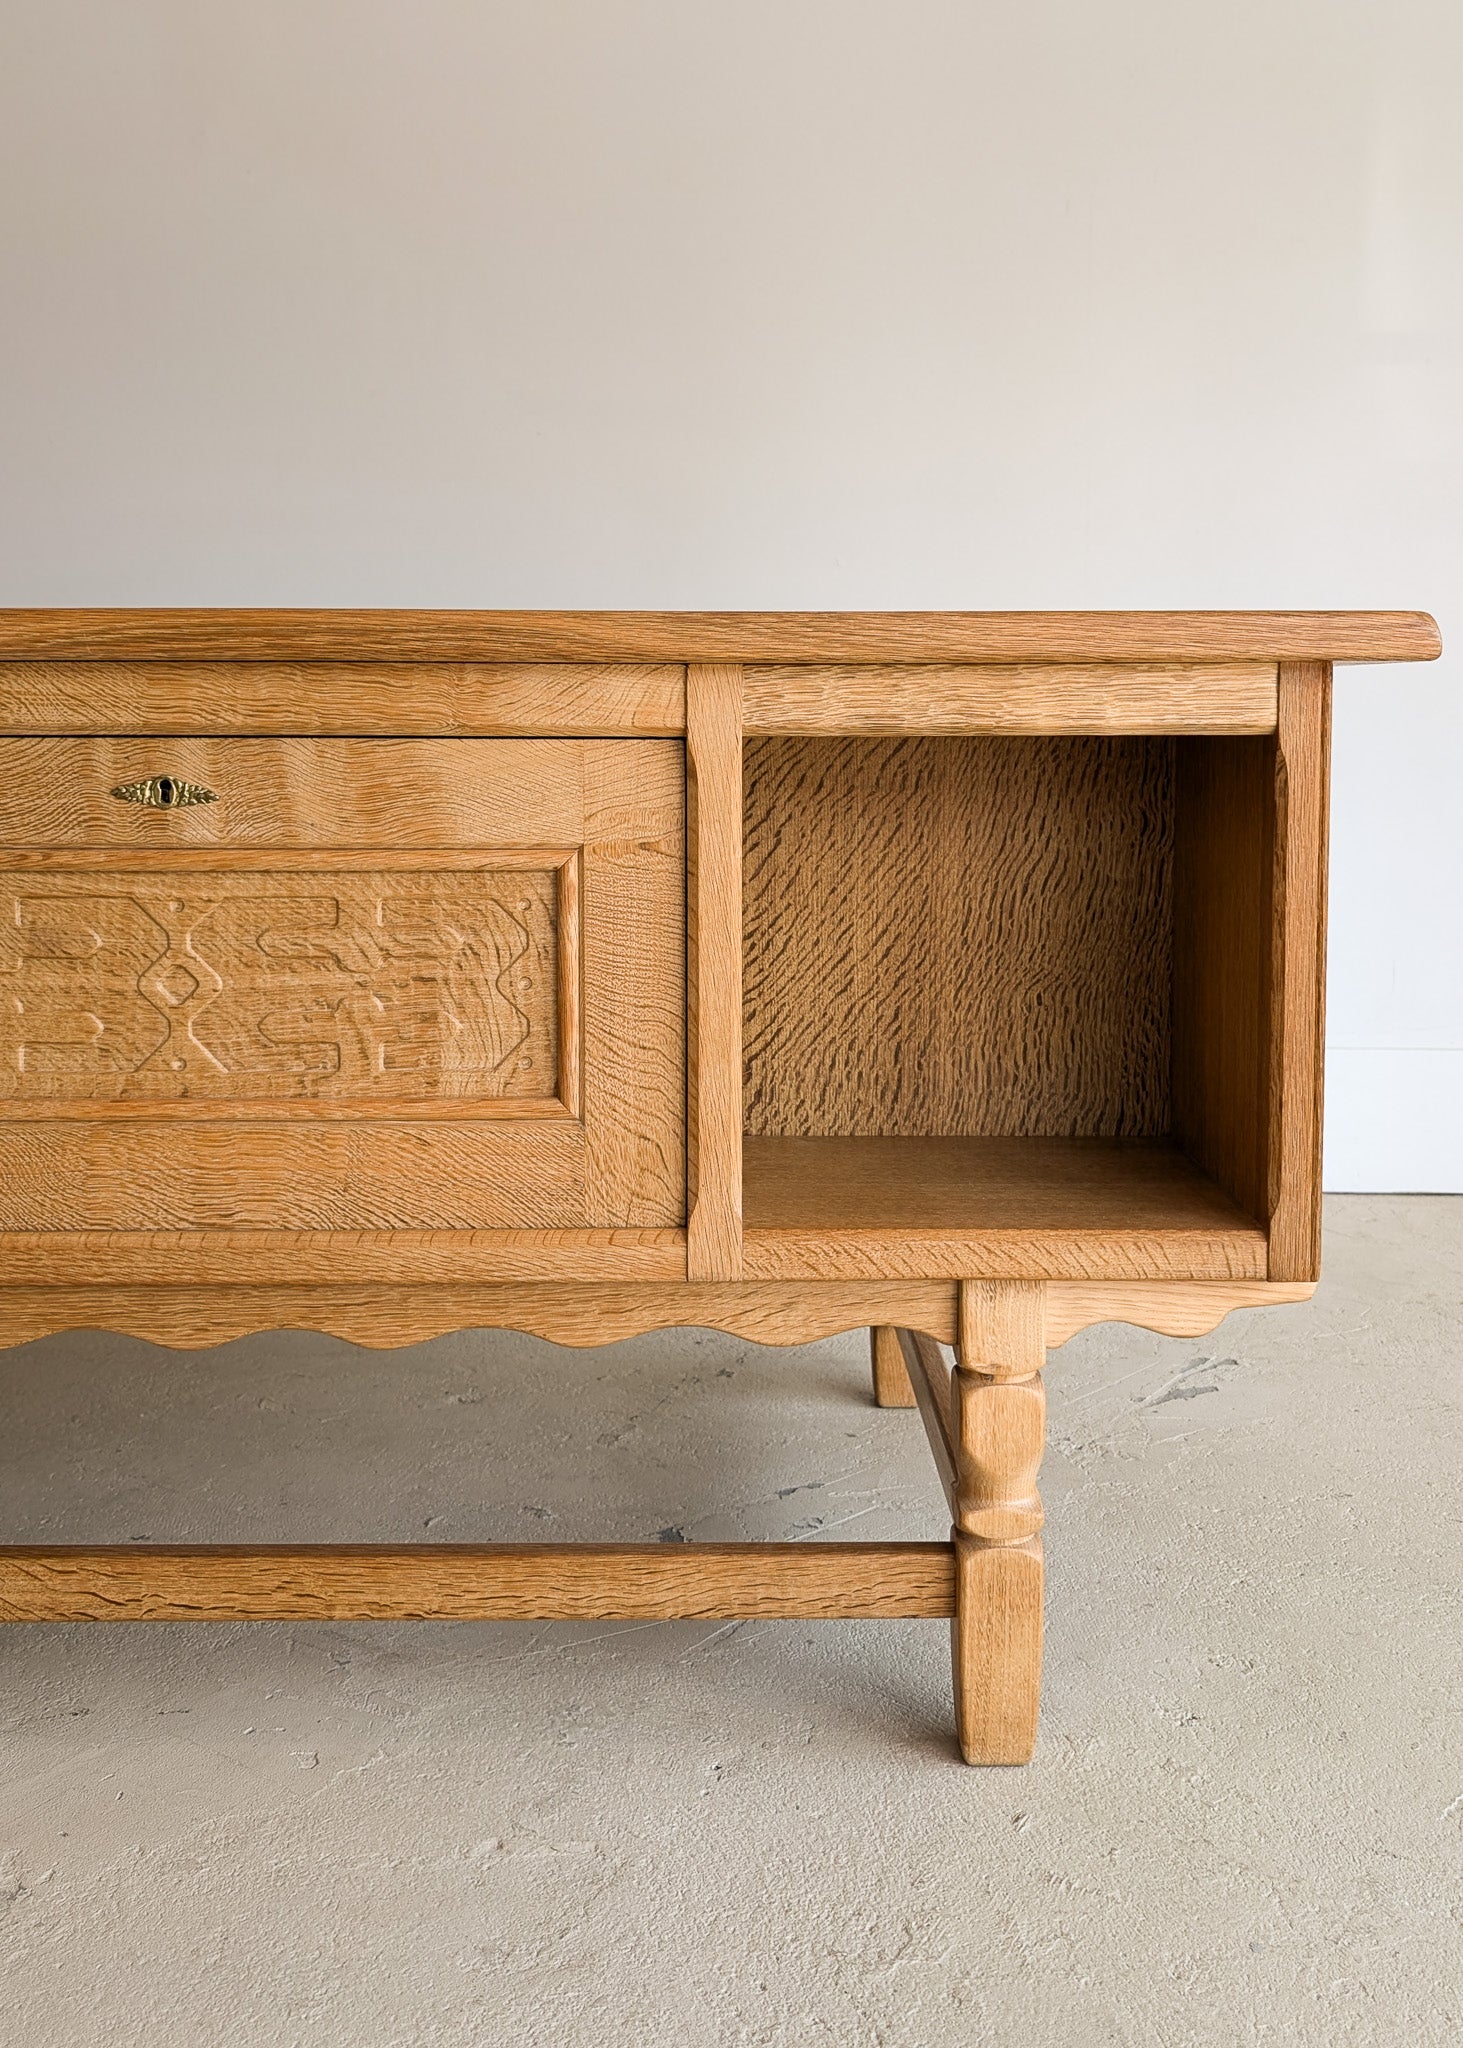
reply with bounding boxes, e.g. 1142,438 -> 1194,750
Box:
740,731 -> 1295,1281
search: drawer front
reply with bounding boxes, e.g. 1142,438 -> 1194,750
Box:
0,736 -> 587,846
0,737 -> 684,1230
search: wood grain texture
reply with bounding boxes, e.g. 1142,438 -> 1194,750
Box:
0,1229 -> 687,1285
686,665 -> 743,1278
0,848 -> 569,872
744,736 -> 1173,1139
0,609 -> 1438,664
952,1535 -> 1044,1765
870,1324 -> 917,1406
0,662 -> 686,735
0,1542 -> 957,1623
0,1116 -> 682,1235
579,742 -> 685,1226
1044,1279 -> 1315,1346
0,865 -> 564,1110
0,1281 -> 960,1351
556,854 -> 582,1119
743,663 -> 1277,735
741,1137 -> 1268,1279
952,1373 -> 1045,1540
1171,736 -> 1272,1225
0,1121 -> 589,1230
1267,664 -> 1332,1280
958,1278 -> 1047,1379
895,1329 -> 958,1510
741,1232 -> 1266,1281
949,1279 -> 1047,1763
0,737 -> 588,847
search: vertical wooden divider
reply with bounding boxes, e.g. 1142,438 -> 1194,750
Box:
1267,661 -> 1332,1280
686,663 -> 744,1280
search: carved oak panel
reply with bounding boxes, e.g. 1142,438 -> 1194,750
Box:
0,868 -> 562,1107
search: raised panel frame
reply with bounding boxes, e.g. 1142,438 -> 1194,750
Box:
0,848 -> 579,1122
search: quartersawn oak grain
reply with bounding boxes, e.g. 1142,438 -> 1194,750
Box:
580,740 -> 686,1226
1266,663 -> 1331,1280
1043,1279 -> 1314,1346
743,662 -> 1277,734
1172,734 -> 1273,1226
0,1543 -> 957,1623
952,1536 -> 1044,1766
0,1122 -> 590,1231
895,1328 -> 958,1509
0,863 -> 565,1111
0,736 -> 589,846
870,1324 -> 917,1407
0,608 -> 1438,663
0,1229 -> 688,1286
741,1137 -> 1268,1280
0,1281 -> 961,1350
0,662 -> 685,735
686,664 -> 744,1278
741,1231 -> 1265,1282
948,1280 -> 1047,1764
743,736 -> 1174,1141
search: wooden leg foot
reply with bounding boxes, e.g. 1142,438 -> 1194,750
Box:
870,1325 -> 917,1407
951,1532 -> 1044,1764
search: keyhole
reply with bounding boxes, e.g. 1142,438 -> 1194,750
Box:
156,777 -> 177,807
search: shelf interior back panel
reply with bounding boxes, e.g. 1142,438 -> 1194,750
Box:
743,734 -> 1175,1140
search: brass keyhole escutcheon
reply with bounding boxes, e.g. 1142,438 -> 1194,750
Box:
111,776 -> 218,810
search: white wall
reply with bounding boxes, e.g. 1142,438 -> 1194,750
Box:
1,2 -> 1458,1187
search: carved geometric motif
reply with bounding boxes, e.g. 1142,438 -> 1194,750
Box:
0,869 -> 561,1105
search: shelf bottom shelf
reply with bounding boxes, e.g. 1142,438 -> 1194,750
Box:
741,1136 -> 1269,1280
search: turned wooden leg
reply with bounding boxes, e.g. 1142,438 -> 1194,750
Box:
951,1281 -> 1046,1764
870,1325 -> 917,1407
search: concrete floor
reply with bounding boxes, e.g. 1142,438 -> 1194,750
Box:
1,1194 -> 1459,2047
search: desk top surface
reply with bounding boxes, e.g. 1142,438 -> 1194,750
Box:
0,609 -> 1441,664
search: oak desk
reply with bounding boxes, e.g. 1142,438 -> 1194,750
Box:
0,609 -> 1440,1762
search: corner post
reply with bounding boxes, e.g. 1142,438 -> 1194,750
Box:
1267,659 -> 1332,1280
951,1279 -> 1047,1763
